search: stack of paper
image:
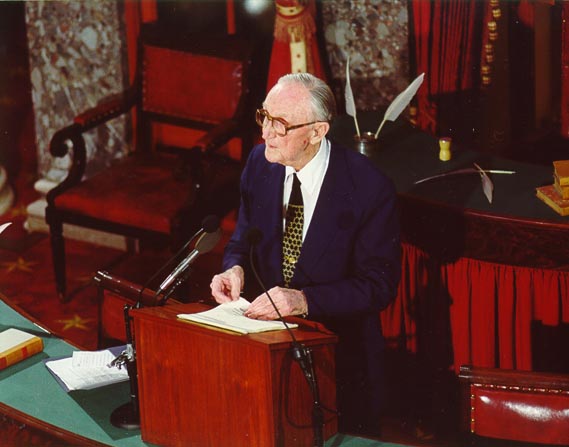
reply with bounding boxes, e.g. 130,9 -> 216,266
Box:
45,346 -> 129,392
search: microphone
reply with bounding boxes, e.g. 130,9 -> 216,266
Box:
137,215 -> 220,305
246,227 -> 323,447
155,216 -> 221,299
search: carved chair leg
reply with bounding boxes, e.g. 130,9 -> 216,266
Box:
48,217 -> 67,302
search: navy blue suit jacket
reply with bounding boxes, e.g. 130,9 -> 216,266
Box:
222,140 -> 401,428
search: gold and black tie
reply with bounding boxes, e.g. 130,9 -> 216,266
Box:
282,174 -> 303,287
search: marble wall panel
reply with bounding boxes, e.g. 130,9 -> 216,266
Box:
25,0 -> 129,182
322,0 -> 409,117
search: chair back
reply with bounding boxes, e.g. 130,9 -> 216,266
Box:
142,45 -> 245,123
136,25 -> 255,155
459,365 -> 569,445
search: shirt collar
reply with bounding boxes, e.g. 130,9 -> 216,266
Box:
285,138 -> 330,195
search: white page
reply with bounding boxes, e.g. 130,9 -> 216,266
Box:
71,350 -> 116,368
177,298 -> 297,334
46,350 -> 129,391
0,328 -> 36,353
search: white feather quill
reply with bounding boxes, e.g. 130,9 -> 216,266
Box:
0,222 -> 11,234
414,168 -> 515,184
374,72 -> 425,138
474,162 -> 494,203
414,163 -> 509,205
344,56 -> 361,137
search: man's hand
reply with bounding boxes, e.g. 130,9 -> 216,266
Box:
244,287 -> 308,320
210,265 -> 244,303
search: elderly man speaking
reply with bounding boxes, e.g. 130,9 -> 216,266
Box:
210,73 -> 401,436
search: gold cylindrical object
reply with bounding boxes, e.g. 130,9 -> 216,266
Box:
438,137 -> 452,161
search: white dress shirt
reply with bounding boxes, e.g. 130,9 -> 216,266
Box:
282,138 -> 331,240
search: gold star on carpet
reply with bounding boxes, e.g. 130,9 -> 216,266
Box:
56,314 -> 95,331
1,257 -> 37,273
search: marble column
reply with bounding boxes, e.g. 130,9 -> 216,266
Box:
24,0 -> 129,249
322,0 -> 409,113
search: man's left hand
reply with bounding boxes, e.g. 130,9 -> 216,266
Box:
244,287 -> 307,320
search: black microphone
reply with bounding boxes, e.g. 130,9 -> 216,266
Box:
155,217 -> 221,298
246,227 -> 323,447
137,215 -> 220,305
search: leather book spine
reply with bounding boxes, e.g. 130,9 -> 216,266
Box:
0,332 -> 44,370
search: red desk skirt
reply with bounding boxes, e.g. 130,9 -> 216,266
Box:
382,242 -> 569,373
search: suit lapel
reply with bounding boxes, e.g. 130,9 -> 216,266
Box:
295,144 -> 354,284
256,159 -> 285,284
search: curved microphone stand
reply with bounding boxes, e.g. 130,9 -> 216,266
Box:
247,229 -> 324,447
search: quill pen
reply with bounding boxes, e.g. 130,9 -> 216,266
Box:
0,222 -> 11,234
414,167 -> 515,184
374,72 -> 425,138
474,162 -> 494,203
344,56 -> 361,137
414,164 -> 516,204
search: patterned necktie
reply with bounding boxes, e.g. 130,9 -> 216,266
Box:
282,174 -> 303,287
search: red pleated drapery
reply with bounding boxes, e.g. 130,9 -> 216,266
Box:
381,242 -> 569,374
561,1 -> 569,138
410,0 -> 485,135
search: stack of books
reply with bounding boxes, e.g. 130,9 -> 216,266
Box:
536,160 -> 569,216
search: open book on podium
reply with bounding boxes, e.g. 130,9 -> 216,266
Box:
177,297 -> 298,334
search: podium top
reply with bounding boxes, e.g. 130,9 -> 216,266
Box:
131,302 -> 338,349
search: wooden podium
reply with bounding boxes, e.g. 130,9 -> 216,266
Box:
130,303 -> 338,447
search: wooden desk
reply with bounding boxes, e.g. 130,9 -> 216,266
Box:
0,296 -> 143,447
330,112 -> 569,269
330,114 -> 569,373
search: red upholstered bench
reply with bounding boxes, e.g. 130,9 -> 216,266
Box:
459,365 -> 569,445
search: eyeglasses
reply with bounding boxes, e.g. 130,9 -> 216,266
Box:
255,108 -> 319,137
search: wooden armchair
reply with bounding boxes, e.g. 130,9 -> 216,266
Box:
459,365 -> 569,445
46,28 -> 256,301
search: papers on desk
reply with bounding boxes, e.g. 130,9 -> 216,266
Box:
45,346 -> 129,392
177,298 -> 298,334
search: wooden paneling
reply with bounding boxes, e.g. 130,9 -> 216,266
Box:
132,303 -> 337,447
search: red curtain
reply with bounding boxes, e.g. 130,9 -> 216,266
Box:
410,0 -> 486,136
562,1 -> 569,138
381,243 -> 569,374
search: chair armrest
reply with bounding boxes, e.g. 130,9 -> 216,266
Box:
49,87 -> 137,160
459,365 -> 569,390
192,118 -> 239,154
47,88 -> 138,200
47,122 -> 88,202
73,87 -> 137,131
